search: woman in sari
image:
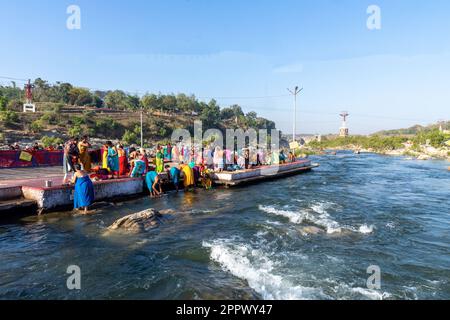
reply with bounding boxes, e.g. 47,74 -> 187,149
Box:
118,144 -> 128,176
172,144 -> 179,163
72,164 -> 94,214
155,147 -> 164,173
166,143 -> 172,162
213,147 -> 224,172
78,136 -> 92,172
63,139 -> 76,185
180,163 -> 195,190
102,143 -> 109,170
107,141 -> 119,179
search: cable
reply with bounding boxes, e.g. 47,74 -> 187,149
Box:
0,76 -> 28,82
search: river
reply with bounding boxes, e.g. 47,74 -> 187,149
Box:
0,152 -> 449,300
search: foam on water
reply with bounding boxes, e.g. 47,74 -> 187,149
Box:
259,204 -> 374,235
203,239 -> 327,300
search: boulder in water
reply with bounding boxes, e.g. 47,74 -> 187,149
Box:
417,154 -> 432,161
108,209 -> 162,233
300,226 -> 325,235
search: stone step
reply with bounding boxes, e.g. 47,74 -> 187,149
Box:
0,198 -> 38,221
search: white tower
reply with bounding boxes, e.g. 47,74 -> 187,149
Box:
339,111 -> 349,137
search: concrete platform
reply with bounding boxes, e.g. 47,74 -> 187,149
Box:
213,160 -> 318,187
22,177 -> 145,211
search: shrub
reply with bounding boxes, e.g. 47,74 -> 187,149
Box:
122,130 -> 139,145
0,110 -> 19,124
68,125 -> 83,137
40,111 -> 58,125
30,120 -> 43,133
41,136 -> 64,148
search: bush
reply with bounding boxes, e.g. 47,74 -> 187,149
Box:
41,136 -> 64,148
30,120 -> 44,133
68,125 -> 83,137
122,130 -> 139,145
0,110 -> 19,124
40,111 -> 58,125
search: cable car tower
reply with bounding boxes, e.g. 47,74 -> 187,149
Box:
339,111 -> 349,137
23,79 -> 36,113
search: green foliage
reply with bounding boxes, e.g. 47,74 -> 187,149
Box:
412,129 -> 449,148
104,90 -> 139,110
308,135 -> 409,151
0,110 -> 19,125
200,99 -> 221,128
30,120 -> 44,133
40,111 -> 58,125
68,125 -> 83,137
41,136 -> 64,147
71,116 -> 85,126
122,130 -> 139,145
68,87 -> 93,106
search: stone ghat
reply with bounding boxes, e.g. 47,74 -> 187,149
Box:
21,178 -> 144,212
1,159 -> 318,217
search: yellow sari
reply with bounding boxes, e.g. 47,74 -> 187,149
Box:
102,146 -> 109,169
181,165 -> 194,188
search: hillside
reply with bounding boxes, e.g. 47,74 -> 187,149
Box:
0,79 -> 277,148
374,121 -> 450,136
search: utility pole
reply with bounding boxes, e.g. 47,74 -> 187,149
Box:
140,107 -> 144,148
287,86 -> 303,142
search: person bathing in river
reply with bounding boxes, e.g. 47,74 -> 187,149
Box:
145,168 -> 162,198
166,164 -> 181,192
180,162 -> 195,190
72,164 -> 95,214
78,136 -> 92,172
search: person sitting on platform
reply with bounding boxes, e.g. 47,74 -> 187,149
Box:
288,151 -> 296,163
72,164 -> 95,214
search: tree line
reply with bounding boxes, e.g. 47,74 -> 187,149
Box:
0,78 -> 275,130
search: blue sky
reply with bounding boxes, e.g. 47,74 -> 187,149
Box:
0,0 -> 449,134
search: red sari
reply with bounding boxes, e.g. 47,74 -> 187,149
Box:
118,149 -> 128,176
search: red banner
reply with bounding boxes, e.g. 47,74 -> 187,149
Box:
0,150 -> 101,169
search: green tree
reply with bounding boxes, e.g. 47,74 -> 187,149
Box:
104,90 -> 130,110
68,87 -> 93,106
200,99 -> 220,129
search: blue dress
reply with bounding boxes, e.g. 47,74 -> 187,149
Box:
170,167 -> 181,185
74,175 -> 94,209
131,160 -> 145,177
107,147 -> 119,172
146,171 -> 158,190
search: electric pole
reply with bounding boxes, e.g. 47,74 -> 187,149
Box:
287,86 -> 303,142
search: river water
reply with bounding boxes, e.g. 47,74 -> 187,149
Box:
1,152 -> 449,300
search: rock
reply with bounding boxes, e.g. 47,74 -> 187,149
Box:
417,154 -> 432,161
300,226 -> 324,235
107,209 -> 163,233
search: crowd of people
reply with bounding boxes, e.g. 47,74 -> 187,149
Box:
7,142 -> 64,152
59,136 -> 298,214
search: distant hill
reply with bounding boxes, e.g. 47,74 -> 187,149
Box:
373,121 -> 450,136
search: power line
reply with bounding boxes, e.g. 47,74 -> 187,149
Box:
0,76 -> 28,82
